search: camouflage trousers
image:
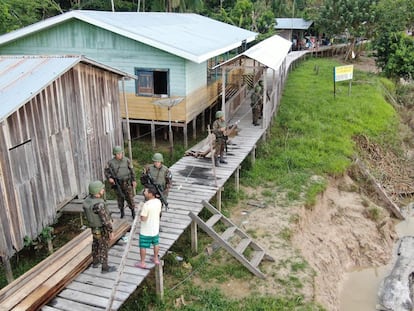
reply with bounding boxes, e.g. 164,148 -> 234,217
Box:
214,138 -> 225,158
252,105 -> 260,125
91,227 -> 110,269
117,180 -> 135,212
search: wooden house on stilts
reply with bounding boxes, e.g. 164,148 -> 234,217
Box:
0,55 -> 134,278
0,11 -> 257,147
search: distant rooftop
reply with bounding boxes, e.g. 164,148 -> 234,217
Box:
275,18 -> 313,30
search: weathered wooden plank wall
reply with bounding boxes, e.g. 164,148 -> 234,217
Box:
0,63 -> 124,258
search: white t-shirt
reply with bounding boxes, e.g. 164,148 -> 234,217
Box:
140,198 -> 162,236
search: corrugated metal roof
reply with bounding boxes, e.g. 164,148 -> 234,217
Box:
275,18 -> 313,30
243,35 -> 292,71
0,11 -> 258,64
0,55 -> 133,123
214,35 -> 292,72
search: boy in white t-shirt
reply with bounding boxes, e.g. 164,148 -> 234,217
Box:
135,185 -> 162,269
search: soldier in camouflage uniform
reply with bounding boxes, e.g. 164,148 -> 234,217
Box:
212,111 -> 228,166
104,146 -> 137,219
141,153 -> 172,201
83,180 -> 116,273
257,80 -> 264,117
250,85 -> 262,126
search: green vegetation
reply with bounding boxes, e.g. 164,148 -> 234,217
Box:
243,58 -> 398,205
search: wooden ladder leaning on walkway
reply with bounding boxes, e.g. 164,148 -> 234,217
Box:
189,200 -> 274,279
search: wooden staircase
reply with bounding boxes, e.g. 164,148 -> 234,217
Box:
189,200 -> 274,279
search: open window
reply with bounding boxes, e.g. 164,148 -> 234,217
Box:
135,68 -> 169,97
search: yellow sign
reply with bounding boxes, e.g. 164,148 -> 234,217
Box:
334,65 -> 354,82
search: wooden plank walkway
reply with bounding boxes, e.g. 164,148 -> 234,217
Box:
41,49 -> 313,310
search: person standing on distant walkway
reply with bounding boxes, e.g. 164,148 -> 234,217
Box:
83,180 -> 116,274
104,146 -> 137,219
212,110 -> 228,166
135,185 -> 162,269
250,85 -> 262,126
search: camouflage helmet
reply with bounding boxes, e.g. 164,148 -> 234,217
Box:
88,180 -> 105,195
152,152 -> 164,162
215,111 -> 224,119
113,145 -> 123,155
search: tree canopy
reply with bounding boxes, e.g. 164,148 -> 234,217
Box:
0,0 -> 414,80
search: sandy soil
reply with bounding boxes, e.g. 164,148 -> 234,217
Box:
221,175 -> 397,310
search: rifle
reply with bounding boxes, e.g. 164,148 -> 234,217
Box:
223,123 -> 238,154
142,173 -> 169,209
108,165 -> 125,200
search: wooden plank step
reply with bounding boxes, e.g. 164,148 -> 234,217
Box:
250,250 -> 265,268
235,238 -> 251,254
205,214 -> 222,227
189,212 -> 266,279
221,226 -> 236,240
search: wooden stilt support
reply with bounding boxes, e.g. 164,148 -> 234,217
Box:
191,220 -> 198,254
251,145 -> 256,166
216,187 -> 222,212
235,166 -> 240,192
201,110 -> 205,132
151,122 -> 156,149
183,125 -> 188,148
192,118 -> 197,140
155,262 -> 164,300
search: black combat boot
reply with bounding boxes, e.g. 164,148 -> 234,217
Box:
219,154 -> 227,164
131,208 -> 136,219
120,208 -> 125,219
214,157 -> 220,167
101,265 -> 117,274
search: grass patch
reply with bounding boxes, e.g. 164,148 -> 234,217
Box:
243,58 -> 399,206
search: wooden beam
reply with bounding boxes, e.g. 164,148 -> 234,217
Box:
192,118 -> 197,140
235,166 -> 240,192
183,125 -> 188,149
191,220 -> 198,254
355,158 -> 404,220
155,261 -> 164,300
216,188 -> 222,212
151,122 -> 156,149
251,145 -> 256,166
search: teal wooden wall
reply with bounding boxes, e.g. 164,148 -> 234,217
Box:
0,19 -> 207,96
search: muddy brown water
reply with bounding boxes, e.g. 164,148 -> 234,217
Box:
339,216 -> 414,311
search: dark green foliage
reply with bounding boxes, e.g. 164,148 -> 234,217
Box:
372,0 -> 414,79
317,0 -> 377,41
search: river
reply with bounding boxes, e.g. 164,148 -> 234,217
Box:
339,216 -> 414,311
